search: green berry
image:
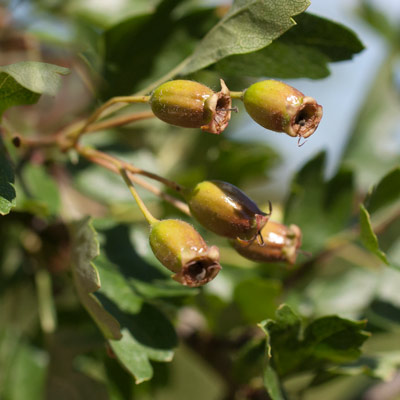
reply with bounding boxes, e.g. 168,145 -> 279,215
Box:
149,219 -> 221,287
184,180 -> 269,241
243,80 -> 323,138
150,79 -> 232,134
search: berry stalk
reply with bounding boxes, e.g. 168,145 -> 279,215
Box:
119,167 -> 159,226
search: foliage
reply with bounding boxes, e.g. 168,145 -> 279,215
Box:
1,0 -> 400,399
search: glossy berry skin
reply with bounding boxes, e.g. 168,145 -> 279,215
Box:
150,79 -> 232,134
184,180 -> 269,241
230,221 -> 302,264
243,80 -> 322,138
149,219 -> 221,287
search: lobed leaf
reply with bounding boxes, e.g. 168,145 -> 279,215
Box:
70,219 -> 178,383
181,0 -> 311,75
0,62 -> 69,117
70,218 -> 122,340
106,301 -> 177,384
216,12 -> 364,79
258,304 -> 369,381
216,40 -> 330,79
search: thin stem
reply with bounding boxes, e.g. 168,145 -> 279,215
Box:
78,146 -> 185,193
77,145 -> 158,225
51,58 -> 191,147
85,111 -> 155,133
12,134 -> 60,148
230,91 -> 244,100
71,95 -> 150,145
81,150 -> 190,216
119,167 -> 159,226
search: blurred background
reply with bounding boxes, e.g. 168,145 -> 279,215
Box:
1,1 -> 400,399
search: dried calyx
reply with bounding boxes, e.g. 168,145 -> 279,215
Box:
230,221 -> 302,264
149,219 -> 221,287
150,79 -> 232,134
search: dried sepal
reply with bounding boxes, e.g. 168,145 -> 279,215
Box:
201,79 -> 232,134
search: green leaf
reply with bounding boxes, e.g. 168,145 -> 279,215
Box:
0,62 -> 69,117
233,278 -> 282,324
15,163 -> 60,216
106,302 -> 177,384
109,329 -> 153,384
0,138 -> 16,215
365,167 -> 400,215
216,40 -> 330,79
258,304 -> 369,377
3,342 -> 47,400
280,12 -> 364,61
216,12 -> 364,79
70,219 -> 178,383
284,152 -> 354,253
94,256 -> 143,314
181,0 -> 311,75
359,204 -> 389,265
263,365 -> 285,400
99,223 -> 197,297
70,218 -> 122,340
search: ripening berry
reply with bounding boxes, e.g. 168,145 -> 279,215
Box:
150,79 -> 232,134
184,180 -> 269,241
149,219 -> 221,287
230,221 -> 302,264
243,80 -> 323,139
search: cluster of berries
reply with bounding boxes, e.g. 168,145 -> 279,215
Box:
150,180 -> 302,287
150,79 -> 322,139
144,79 -> 320,287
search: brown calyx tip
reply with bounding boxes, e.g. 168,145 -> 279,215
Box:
256,212 -> 270,232
202,79 -> 232,135
12,135 -> 21,147
290,97 -> 323,139
176,255 -> 221,287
